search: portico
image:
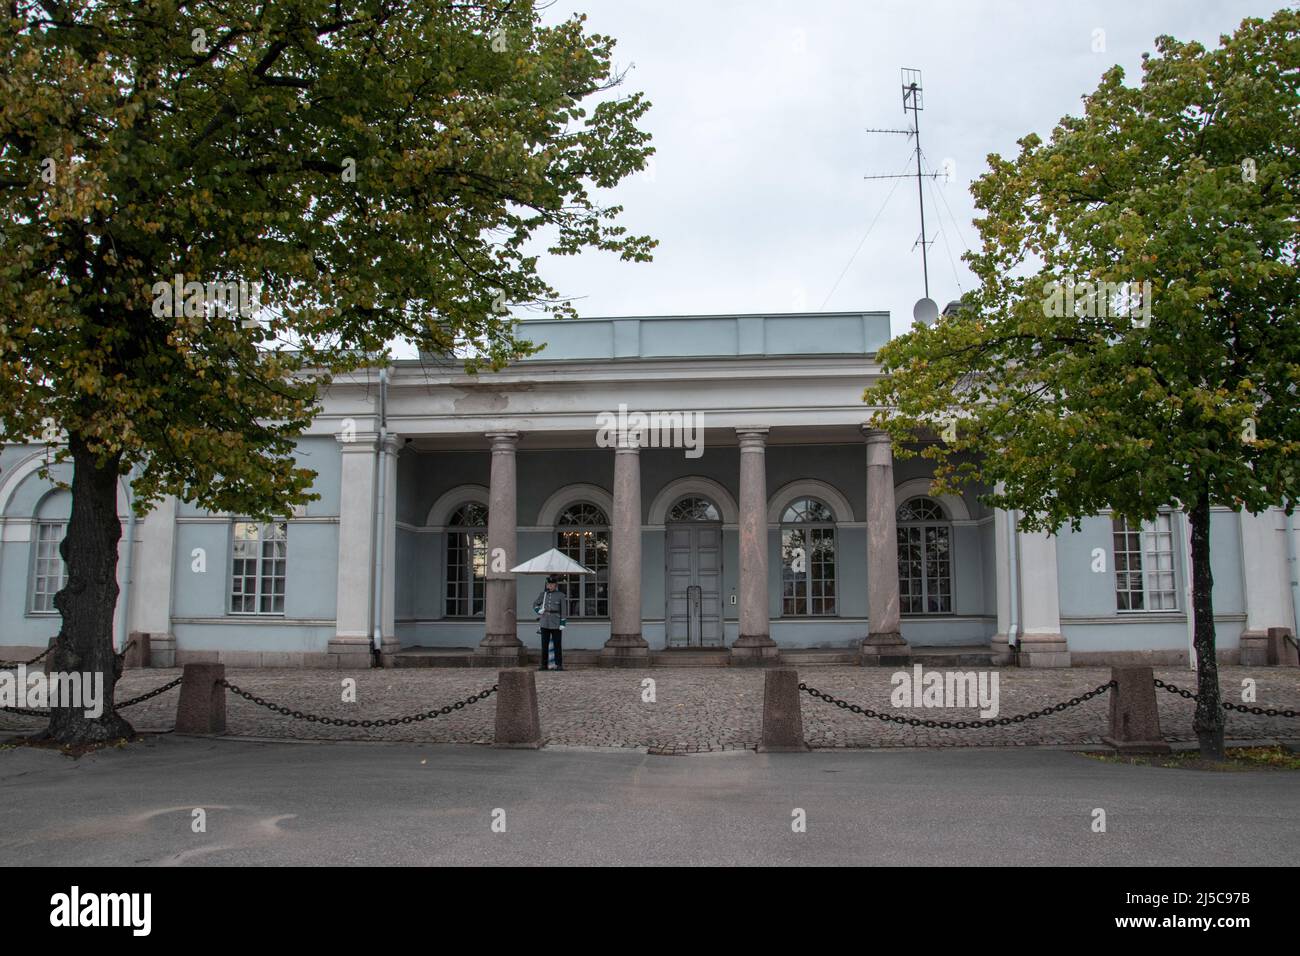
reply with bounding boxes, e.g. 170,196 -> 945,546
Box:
320,311 -> 995,667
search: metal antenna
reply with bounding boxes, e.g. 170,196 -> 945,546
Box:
864,67 -> 942,300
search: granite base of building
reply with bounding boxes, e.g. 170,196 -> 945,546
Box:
860,631 -> 910,667
728,634 -> 781,666
1017,634 -> 1071,668
600,633 -> 651,667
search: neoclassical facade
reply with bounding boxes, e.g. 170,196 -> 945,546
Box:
2,311 -> 1296,668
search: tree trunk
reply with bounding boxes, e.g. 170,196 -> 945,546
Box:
1188,491 -> 1224,759
46,433 -> 134,744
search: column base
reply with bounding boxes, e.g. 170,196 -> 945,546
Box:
148,633 -> 177,668
600,633 -> 650,667
1268,627 -> 1299,667
860,631 -> 910,666
1017,633 -> 1071,668
729,635 -> 781,666
378,637 -> 402,668
1239,631 -> 1269,666
475,634 -> 526,667
328,637 -> 376,669
990,633 -> 1013,666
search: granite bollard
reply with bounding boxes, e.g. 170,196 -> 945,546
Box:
1102,666 -> 1170,754
493,669 -> 541,749
759,668 -> 809,752
174,663 -> 227,735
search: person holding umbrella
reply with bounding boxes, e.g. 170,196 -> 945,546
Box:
533,575 -> 567,671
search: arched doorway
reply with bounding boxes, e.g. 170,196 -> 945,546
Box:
664,495 -> 723,647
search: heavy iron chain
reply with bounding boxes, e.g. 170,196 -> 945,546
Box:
115,676 -> 184,710
1,675 -> 183,717
218,679 -> 498,728
0,647 -> 50,670
1153,678 -> 1299,719
798,680 -> 1115,728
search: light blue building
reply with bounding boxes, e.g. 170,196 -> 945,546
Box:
2,311 -> 1296,668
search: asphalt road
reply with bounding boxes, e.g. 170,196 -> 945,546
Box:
1,736 -> 1297,866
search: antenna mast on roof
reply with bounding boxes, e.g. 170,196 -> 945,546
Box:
864,68 -> 942,301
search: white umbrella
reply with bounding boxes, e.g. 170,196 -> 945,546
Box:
509,548 -> 594,575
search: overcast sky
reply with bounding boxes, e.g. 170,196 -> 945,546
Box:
483,0 -> 1286,343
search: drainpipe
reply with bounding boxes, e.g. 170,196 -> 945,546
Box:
116,467 -> 139,652
1286,505 -> 1300,649
1006,507 -> 1020,664
1181,510 -> 1196,671
370,367 -> 390,664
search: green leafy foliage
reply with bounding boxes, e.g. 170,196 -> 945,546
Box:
865,11 -> 1298,529
0,0 -> 655,517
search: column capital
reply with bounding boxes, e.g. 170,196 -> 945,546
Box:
613,441 -> 641,455
861,425 -> 891,444
380,433 -> 403,456
337,432 -> 381,453
736,427 -> 769,449
485,430 -> 520,451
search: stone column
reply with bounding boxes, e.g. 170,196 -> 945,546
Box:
477,431 -> 524,664
731,428 -> 779,665
990,503 -> 1014,666
329,432 -> 378,668
1238,509 -> 1290,665
1018,530 -> 1070,667
130,494 -> 177,666
602,440 -> 649,666
378,433 -> 401,665
861,428 -> 908,665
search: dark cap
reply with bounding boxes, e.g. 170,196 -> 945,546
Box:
546,575 -> 559,584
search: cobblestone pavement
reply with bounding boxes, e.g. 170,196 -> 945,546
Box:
3,666 -> 1298,751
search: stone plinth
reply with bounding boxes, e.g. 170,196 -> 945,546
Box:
493,669 -> 542,748
175,663 -> 227,735
1102,666 -> 1170,754
758,668 -> 809,752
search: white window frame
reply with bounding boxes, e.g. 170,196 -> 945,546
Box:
445,503 -> 488,618
229,520 -> 288,615
555,502 -> 610,619
29,520 -> 68,615
1113,512 -> 1178,612
780,497 -> 838,617
897,497 -> 953,616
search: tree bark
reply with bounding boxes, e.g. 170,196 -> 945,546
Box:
1188,491 -> 1224,759
46,434 -> 134,744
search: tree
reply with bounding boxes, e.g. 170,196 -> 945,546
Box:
0,0 -> 654,744
864,10 -> 1298,758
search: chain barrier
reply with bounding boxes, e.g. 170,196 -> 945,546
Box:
1153,678 -> 1299,718
0,647 -> 50,670
218,679 -> 498,728
1,675 -> 183,718
798,680 -> 1115,728
115,676 -> 184,710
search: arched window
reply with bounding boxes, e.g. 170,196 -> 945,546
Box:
446,503 -> 488,617
897,497 -> 951,614
781,497 -> 836,616
556,503 -> 609,617
29,491 -> 71,614
667,495 -> 720,522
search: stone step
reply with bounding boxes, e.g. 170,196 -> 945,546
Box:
778,649 -> 860,666
650,649 -> 731,666
906,645 -> 996,668
389,644 -> 997,668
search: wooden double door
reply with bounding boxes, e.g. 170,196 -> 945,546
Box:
665,524 -> 722,647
